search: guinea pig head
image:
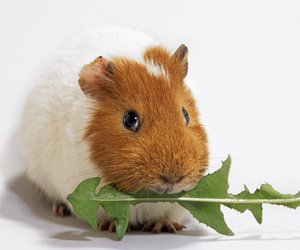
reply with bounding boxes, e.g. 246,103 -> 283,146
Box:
78,45 -> 208,194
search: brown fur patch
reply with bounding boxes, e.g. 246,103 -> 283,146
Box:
81,46 -> 208,193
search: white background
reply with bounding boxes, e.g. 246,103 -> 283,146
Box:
0,0 -> 299,249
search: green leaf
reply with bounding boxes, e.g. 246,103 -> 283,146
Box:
226,185 -> 263,223
96,185 -> 131,240
67,177 -> 101,230
180,155 -> 233,235
226,183 -> 300,223
67,155 -> 300,240
67,179 -> 132,239
180,202 -> 233,235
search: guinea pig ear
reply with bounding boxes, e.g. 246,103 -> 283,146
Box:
172,44 -> 188,78
78,56 -> 115,99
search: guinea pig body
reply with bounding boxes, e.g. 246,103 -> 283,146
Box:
21,26 -> 208,231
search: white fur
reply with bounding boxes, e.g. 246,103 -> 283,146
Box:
144,59 -> 170,81
21,26 -> 188,226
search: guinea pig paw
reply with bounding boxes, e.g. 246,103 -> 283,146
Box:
152,219 -> 186,233
98,220 -> 116,232
141,221 -> 154,232
98,221 -> 110,231
127,223 -> 143,232
52,202 -> 71,217
108,221 -> 116,233
142,219 -> 186,233
99,220 -> 139,232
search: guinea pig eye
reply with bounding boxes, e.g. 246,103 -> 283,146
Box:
123,110 -> 140,132
182,106 -> 190,125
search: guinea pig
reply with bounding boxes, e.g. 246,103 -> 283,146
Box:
21,26 -> 209,233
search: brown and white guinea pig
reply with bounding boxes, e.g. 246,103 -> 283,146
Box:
21,26 -> 208,232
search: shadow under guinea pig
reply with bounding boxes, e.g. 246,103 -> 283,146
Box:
0,173 -> 94,229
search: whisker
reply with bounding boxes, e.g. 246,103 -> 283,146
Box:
63,170 -> 99,182
208,156 -> 229,160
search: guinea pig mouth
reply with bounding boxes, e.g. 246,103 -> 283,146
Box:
149,185 -> 171,194
149,182 -> 197,194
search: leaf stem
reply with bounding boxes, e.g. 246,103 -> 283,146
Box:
90,197 -> 300,204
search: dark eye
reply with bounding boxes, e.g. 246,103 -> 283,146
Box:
182,106 -> 190,125
123,110 -> 140,132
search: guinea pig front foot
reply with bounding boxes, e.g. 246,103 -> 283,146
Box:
142,219 -> 186,233
98,219 -> 185,234
98,221 -> 136,232
52,202 -> 71,217
98,221 -> 116,232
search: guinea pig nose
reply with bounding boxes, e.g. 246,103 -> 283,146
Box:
159,175 -> 185,184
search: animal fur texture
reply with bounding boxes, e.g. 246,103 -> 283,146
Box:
21,26 -> 208,229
